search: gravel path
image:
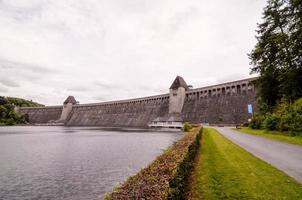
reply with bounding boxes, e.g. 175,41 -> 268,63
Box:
213,127 -> 302,184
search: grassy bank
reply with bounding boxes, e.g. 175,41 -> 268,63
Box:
235,127 -> 302,146
190,128 -> 302,200
105,127 -> 202,200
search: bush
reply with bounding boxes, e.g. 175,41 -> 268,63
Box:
288,98 -> 302,134
242,122 -> 249,127
278,113 -> 292,131
250,98 -> 302,134
249,115 -> 264,129
183,122 -> 192,132
288,113 -> 302,135
263,113 -> 279,131
5,118 -> 16,126
168,127 -> 203,200
199,126 -> 203,135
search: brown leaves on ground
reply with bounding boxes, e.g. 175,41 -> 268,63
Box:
107,128 -> 198,200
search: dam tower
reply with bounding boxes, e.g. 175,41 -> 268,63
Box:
169,76 -> 189,114
57,96 -> 77,123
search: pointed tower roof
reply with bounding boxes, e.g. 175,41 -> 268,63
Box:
169,76 -> 188,90
64,96 -> 77,105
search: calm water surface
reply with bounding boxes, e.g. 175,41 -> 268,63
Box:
0,126 -> 182,200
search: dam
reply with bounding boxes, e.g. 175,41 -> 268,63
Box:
18,76 -> 257,127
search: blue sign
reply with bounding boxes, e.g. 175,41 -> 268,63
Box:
248,104 -> 253,114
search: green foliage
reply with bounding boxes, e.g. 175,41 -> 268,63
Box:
249,0 -> 302,111
289,98 -> 302,134
183,122 -> 192,132
0,96 -> 43,126
279,112 -> 292,131
249,98 -> 302,135
263,113 -> 279,130
199,126 -> 203,135
6,97 -> 43,107
168,128 -> 203,200
0,96 -> 9,105
249,114 -> 264,129
4,118 -> 16,126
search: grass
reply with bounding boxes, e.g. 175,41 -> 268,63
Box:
234,127 -> 302,146
189,128 -> 302,200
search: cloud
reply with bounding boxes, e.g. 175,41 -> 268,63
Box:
0,59 -> 56,74
94,80 -> 122,90
67,85 -> 91,92
93,96 -> 108,102
0,0 -> 267,105
0,85 -> 8,93
0,78 -> 19,87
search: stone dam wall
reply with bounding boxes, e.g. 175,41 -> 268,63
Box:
18,78 -> 257,127
66,94 -> 169,127
182,79 -> 257,124
19,106 -> 63,124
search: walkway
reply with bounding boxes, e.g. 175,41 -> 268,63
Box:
214,127 -> 302,184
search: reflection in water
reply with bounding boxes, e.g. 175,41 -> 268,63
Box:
0,126 -> 182,200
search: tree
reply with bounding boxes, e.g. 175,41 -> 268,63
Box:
249,0 -> 302,110
0,96 -> 43,125
283,0 -> 302,101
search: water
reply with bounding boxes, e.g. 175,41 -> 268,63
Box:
0,126 -> 182,200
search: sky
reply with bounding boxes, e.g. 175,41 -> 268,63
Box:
0,0 -> 267,105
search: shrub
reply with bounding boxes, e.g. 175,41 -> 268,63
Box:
242,122 -> 249,127
288,113 -> 302,135
250,98 -> 302,134
5,118 -> 16,126
183,122 -> 192,132
278,113 -> 293,131
263,113 -> 279,131
249,115 -> 264,129
107,128 -> 201,199
199,126 -> 203,135
274,98 -> 290,116
168,127 -> 203,200
287,98 -> 302,134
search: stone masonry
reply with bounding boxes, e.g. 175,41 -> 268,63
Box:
18,76 -> 257,127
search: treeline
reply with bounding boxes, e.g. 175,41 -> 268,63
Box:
249,0 -> 302,134
0,96 -> 43,126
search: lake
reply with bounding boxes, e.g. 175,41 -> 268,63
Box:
0,126 -> 182,200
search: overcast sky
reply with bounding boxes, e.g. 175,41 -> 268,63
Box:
0,0 -> 266,105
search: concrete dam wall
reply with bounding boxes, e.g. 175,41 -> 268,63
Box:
18,77 -> 257,127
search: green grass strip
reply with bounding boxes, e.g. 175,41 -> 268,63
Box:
235,127 -> 302,146
190,128 -> 302,200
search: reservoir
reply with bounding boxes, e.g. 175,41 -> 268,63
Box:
0,126 -> 182,200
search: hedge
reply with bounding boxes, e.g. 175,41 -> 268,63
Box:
105,127 -> 203,200
168,127 -> 203,200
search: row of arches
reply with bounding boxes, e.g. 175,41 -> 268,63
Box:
76,95 -> 170,109
185,82 -> 254,100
